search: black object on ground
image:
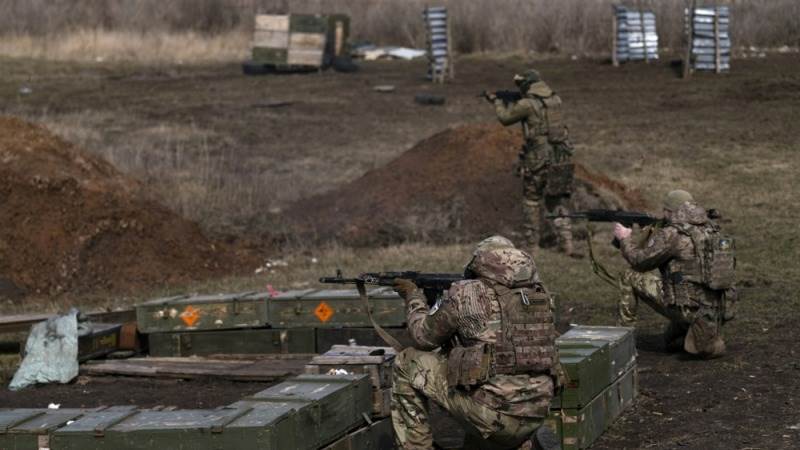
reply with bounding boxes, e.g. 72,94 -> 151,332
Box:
414,94 -> 446,105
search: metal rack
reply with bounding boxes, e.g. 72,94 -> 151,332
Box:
423,6 -> 454,83
613,5 -> 659,66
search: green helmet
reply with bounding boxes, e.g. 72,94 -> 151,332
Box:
513,69 -> 541,92
662,189 -> 694,211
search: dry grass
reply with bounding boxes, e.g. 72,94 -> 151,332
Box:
0,29 -> 249,64
0,0 -> 798,63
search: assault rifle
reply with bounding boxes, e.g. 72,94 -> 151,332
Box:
480,90 -> 522,106
320,270 -> 463,304
547,209 -> 662,228
548,208 -> 723,228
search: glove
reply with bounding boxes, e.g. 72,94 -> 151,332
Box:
613,223 -> 632,241
392,278 -> 418,300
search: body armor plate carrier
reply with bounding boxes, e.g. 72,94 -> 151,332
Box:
493,283 -> 558,376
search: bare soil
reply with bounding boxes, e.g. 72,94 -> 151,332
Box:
287,122 -> 645,246
0,117 -> 261,298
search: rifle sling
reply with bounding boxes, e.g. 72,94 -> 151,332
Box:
587,228 -> 619,287
357,281 -> 404,352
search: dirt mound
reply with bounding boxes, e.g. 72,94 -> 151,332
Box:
287,123 -> 647,246
0,117 -> 257,297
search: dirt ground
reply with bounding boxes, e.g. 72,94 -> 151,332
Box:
0,54 -> 798,449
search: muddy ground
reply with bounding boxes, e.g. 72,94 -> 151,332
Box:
0,54 -> 798,449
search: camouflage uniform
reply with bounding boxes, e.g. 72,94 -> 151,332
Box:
392,238 -> 559,449
617,200 -> 727,358
492,71 -> 575,255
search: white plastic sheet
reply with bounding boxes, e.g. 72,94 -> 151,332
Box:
9,309 -> 80,391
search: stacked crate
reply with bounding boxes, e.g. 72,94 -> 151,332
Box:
687,6 -> 731,72
0,374 -> 381,450
547,326 -> 638,449
248,14 -> 350,71
304,345 -> 396,419
138,289 -> 411,357
423,6 -> 453,83
613,5 -> 659,64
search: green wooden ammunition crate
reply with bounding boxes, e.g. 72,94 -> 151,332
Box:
552,343 -> 612,409
52,407 -> 278,450
316,327 -> 412,352
147,328 -> 316,357
269,288 -> 405,328
252,47 -> 288,63
305,345 -> 396,388
232,374 -> 372,449
0,408 -> 87,449
558,326 -> 636,380
604,365 -> 638,421
78,323 -> 122,361
548,364 -> 638,450
322,417 -> 395,449
290,14 -> 328,33
136,292 -> 269,333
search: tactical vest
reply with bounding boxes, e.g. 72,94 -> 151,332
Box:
445,281 -> 560,389
526,93 -> 569,145
672,224 -> 736,291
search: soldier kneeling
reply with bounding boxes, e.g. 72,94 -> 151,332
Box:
391,236 -> 563,450
613,190 -> 737,359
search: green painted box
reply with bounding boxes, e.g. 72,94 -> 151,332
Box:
232,374 -> 372,449
552,343 -> 612,409
147,328 -> 316,357
52,407 -> 289,450
322,417 -> 395,449
136,292 -> 269,333
316,327 -> 412,352
558,326 -> 636,380
269,288 -> 405,328
547,364 -> 638,450
78,323 -> 122,361
0,408 -> 87,449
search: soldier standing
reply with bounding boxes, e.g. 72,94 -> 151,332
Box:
613,190 -> 736,358
390,236 -> 562,450
486,70 -> 577,257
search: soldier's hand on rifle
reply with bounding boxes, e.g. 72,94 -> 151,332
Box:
482,90 -> 497,102
613,223 -> 632,241
392,278 -> 418,300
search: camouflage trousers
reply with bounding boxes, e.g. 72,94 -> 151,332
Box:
522,170 -> 573,255
618,270 -> 725,358
391,347 -> 542,450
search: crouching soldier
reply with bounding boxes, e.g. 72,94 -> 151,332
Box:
391,236 -> 562,449
614,189 -> 737,359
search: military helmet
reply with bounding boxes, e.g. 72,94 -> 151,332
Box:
468,247 -> 535,287
513,69 -> 541,92
662,189 -> 694,211
473,235 -> 515,256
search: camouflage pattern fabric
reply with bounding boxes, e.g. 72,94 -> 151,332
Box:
618,202 -> 726,358
392,347 -> 545,450
493,80 -> 574,253
392,246 -> 555,449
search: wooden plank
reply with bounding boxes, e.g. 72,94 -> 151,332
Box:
253,30 -> 289,49
80,356 -> 311,382
255,14 -> 289,31
0,310 -> 135,334
287,49 -> 324,67
289,32 -> 326,49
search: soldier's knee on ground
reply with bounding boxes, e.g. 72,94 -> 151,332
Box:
684,317 -> 726,359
